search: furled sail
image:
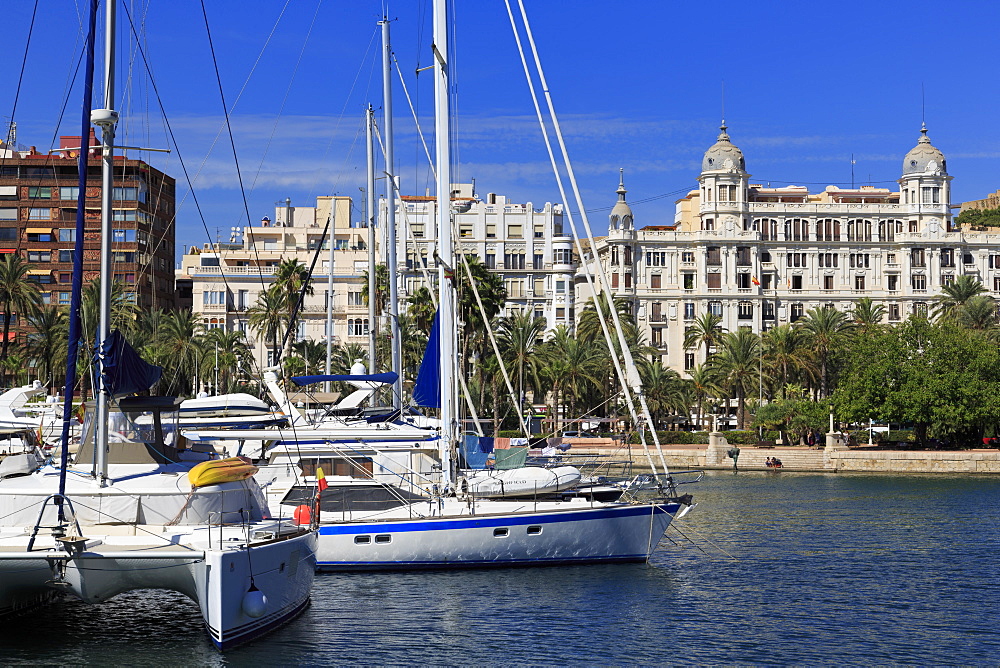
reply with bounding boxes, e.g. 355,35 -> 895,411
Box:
412,310 -> 441,408
98,330 -> 162,398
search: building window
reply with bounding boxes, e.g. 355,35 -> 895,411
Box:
737,301 -> 753,319
914,302 -> 928,316
684,302 -> 695,320
58,292 -> 71,305
681,251 -> 694,263
758,218 -> 778,241
736,247 -> 751,266
888,304 -> 900,321
785,218 -> 808,241
854,275 -> 866,291
817,219 -> 841,241
458,224 -> 472,238
911,249 -> 926,268
485,253 -> 496,269
964,253 -> 975,265
486,224 -> 496,239
887,275 -> 898,292
28,186 -> 52,199
556,307 -> 566,320
703,218 -> 714,231
994,277 -> 1000,292
921,187 -> 940,204
624,273 -> 632,289
112,229 -> 136,243
823,275 -> 834,290
786,253 -> 807,268
650,302 -> 663,322
651,327 -> 663,347
847,219 -> 872,242
503,253 -> 525,270
790,303 -> 804,322
28,209 -> 51,221
706,247 -> 721,266
347,291 -> 364,306
507,224 -> 523,238
533,222 -> 544,238
59,187 -> 79,200
0,209 -> 16,221
791,275 -> 803,290
706,273 -> 721,290
59,272 -> 71,283
940,249 -> 954,267
533,254 -> 543,270
762,301 -> 775,320
203,290 -> 226,306
849,254 -> 870,269
912,274 -> 926,291
684,352 -> 695,370
27,251 -> 51,262
683,274 -> 695,290
533,278 -> 544,295
58,229 -> 76,242
611,273 -> 619,289
650,274 -> 661,289
348,319 -> 369,337
708,301 -> 722,316
553,248 -> 572,264
410,223 -> 424,238
886,253 -> 897,265
819,253 -> 838,268
555,280 -> 566,293
646,251 -> 667,266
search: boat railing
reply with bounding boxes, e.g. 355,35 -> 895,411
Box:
26,493 -> 84,551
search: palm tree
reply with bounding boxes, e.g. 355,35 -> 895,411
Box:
710,328 -> 761,429
762,324 -> 814,399
576,294 -> 634,345
851,297 -> 886,334
683,312 -> 724,364
360,263 -> 390,317
687,364 -> 722,431
23,306 -> 68,390
958,294 -> 999,332
797,306 -> 853,398
247,288 -> 287,368
0,254 -> 41,365
272,258 -> 313,358
496,310 -> 546,417
538,325 -> 603,431
156,309 -> 204,396
640,361 -> 688,429
933,275 -> 986,321
458,255 -> 506,361
406,286 -> 436,336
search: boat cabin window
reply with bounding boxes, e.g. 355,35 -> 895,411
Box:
355,535 -> 371,544
493,528 -> 509,538
299,457 -> 374,479
374,535 -> 391,544
527,526 -> 542,535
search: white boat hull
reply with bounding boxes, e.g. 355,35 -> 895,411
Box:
310,499 -> 679,570
0,526 -> 316,650
460,466 -> 582,498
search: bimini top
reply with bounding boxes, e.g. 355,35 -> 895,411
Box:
291,372 -> 399,387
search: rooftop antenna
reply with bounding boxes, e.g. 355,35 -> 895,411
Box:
851,153 -> 856,189
721,80 -> 726,127
921,82 -> 926,126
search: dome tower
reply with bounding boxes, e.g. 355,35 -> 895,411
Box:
697,121 -> 750,232
898,124 -> 952,235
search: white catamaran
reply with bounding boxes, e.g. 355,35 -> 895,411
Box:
0,1 -> 315,650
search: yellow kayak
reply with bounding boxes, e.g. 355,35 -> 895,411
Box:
188,457 -> 259,488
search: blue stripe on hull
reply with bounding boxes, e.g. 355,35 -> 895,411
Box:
317,503 -> 678,536
316,554 -> 650,571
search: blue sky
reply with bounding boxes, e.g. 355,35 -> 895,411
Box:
5,0 -> 1000,259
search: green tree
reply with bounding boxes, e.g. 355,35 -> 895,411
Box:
247,288 -> 287,368
156,309 -> 204,396
496,310 -> 546,416
0,254 -> 41,366
851,297 -> 886,334
640,361 -> 689,429
23,306 -> 68,390
762,324 -> 814,399
710,328 -> 761,429
406,285 -> 436,336
958,294 -> 999,332
933,275 -> 986,322
683,312 -> 724,364
538,325 -> 603,432
798,306 -> 853,398
687,364 -> 722,431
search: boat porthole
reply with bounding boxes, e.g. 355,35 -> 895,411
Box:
527,526 -> 542,535
375,534 -> 391,544
493,528 -> 509,537
279,562 -> 285,573
355,535 -> 371,544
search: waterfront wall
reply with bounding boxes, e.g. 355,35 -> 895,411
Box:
568,439 -> 1000,474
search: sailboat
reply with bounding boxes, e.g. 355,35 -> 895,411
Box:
0,2 -> 315,650
183,3 -> 693,571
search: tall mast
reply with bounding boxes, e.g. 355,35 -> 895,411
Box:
92,0 -> 118,487
324,203 -> 335,391
381,18 -> 403,411
433,0 -> 456,486
365,105 -> 378,375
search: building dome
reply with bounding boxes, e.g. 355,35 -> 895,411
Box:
902,124 -> 946,175
702,122 -> 745,172
609,168 -> 633,230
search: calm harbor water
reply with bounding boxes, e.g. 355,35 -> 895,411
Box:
4,471 -> 1000,665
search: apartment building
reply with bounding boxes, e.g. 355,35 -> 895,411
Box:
177,196 -> 365,369
0,131 -> 177,336
397,184 -> 577,329
586,123 -> 999,374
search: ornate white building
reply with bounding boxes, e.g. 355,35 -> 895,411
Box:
587,123 -> 1000,374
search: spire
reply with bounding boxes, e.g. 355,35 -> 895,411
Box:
616,167 -> 627,201
610,168 -> 634,231
717,119 -> 730,142
918,122 -> 931,144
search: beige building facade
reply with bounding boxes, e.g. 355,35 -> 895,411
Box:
587,124 -> 1000,374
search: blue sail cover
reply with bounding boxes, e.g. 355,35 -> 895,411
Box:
291,372 -> 399,386
412,310 -> 440,408
98,329 -> 162,398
